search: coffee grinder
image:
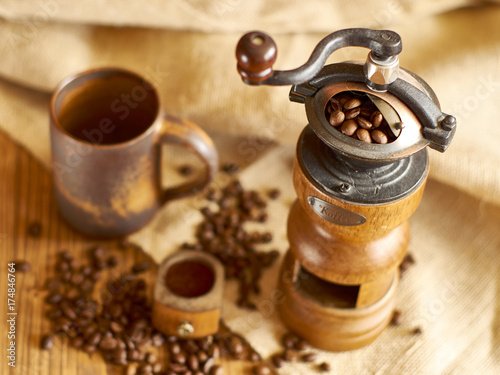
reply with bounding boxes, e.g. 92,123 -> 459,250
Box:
235,28 -> 456,351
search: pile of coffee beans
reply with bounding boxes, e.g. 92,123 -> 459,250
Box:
41,245 -> 269,374
269,332 -> 330,373
182,179 -> 281,309
325,92 -> 398,144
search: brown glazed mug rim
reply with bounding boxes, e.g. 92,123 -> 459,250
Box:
50,67 -> 161,149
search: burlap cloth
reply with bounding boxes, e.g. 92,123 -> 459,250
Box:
1,1 -> 499,373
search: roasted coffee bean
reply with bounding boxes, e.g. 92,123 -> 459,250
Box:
252,364 -> 271,375
197,350 -> 208,363
170,342 -> 182,355
271,354 -> 285,368
138,364 -> 153,374
371,129 -> 388,144
222,162 -> 240,175
329,98 -> 342,112
106,255 -> 118,268
27,221 -> 42,237
329,110 -> 345,127
66,287 -> 80,300
412,327 -> 422,335
356,116 -> 373,130
44,277 -> 61,291
41,334 -> 54,350
318,362 -> 331,372
127,349 -> 141,362
132,261 -> 151,274
208,344 -> 220,359
83,344 -> 97,354
89,246 -> 105,260
399,253 -> 415,275
283,349 -> 298,362
126,364 -> 138,375
12,260 -> 31,273
282,332 -> 298,349
248,352 -> 262,362
301,352 -> 317,362
145,352 -> 156,364
45,293 -> 63,305
60,301 -> 77,320
390,310 -> 403,326
59,250 -> 73,261
71,336 -> 84,349
152,363 -> 162,374
341,119 -> 358,136
203,357 -> 215,373
343,98 -> 362,110
228,335 -> 244,357
370,110 -> 383,128
294,339 -> 309,351
172,352 -> 187,364
187,353 -> 199,371
88,331 -> 102,347
169,363 -> 188,372
356,128 -> 372,143
344,107 -> 361,120
70,272 -> 85,285
179,164 -> 195,177
99,335 -> 117,350
268,188 -> 281,200
113,347 -> 127,361
209,365 -> 224,375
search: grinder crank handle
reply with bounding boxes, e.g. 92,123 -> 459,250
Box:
236,28 -> 402,86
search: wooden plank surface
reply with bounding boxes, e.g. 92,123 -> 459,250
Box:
0,130 -> 248,374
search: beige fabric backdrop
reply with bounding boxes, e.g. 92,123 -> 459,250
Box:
0,1 -> 499,374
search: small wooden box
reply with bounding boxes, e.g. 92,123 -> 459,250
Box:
152,250 -> 224,338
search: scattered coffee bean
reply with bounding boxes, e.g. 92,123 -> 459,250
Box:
283,349 -> 298,362
411,327 -> 422,335
27,221 -> 42,238
268,188 -> 281,200
41,334 -> 54,350
390,310 -> 403,326
399,253 -> 415,275
209,364 -> 224,375
252,363 -> 271,375
45,293 -> 63,305
282,332 -> 298,349
12,260 -> 31,273
222,162 -> 240,175
132,261 -> 151,274
294,339 -> 309,351
318,362 -> 331,372
301,352 -> 317,362
271,354 -> 285,368
178,164 -> 195,177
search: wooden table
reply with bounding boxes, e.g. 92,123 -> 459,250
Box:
0,131 -> 250,374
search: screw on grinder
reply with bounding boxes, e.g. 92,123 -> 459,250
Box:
236,28 -> 456,351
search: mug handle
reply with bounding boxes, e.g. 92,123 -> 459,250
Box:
157,114 -> 218,203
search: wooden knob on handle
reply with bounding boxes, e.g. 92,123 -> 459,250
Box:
236,31 -> 277,84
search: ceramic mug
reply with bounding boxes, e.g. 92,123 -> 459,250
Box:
50,67 -> 218,237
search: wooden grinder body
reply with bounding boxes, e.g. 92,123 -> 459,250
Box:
277,144 -> 429,351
